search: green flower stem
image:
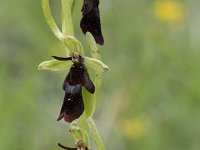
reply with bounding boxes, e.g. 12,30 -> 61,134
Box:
41,0 -> 63,40
70,0 -> 76,12
91,73 -> 103,116
89,118 -> 105,150
40,0 -> 107,150
61,0 -> 74,36
83,73 -> 103,118
86,33 -> 105,150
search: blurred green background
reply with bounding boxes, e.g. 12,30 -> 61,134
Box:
1,0 -> 200,150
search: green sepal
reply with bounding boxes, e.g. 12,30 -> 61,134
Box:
38,59 -> 72,71
84,57 -> 110,73
63,36 -> 85,56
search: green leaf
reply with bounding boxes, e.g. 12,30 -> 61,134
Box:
86,32 -> 101,60
84,57 -> 110,73
38,59 -> 72,71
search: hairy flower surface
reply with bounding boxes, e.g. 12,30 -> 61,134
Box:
53,55 -> 95,122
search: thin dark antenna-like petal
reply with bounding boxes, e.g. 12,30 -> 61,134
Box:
52,56 -> 72,61
58,143 -> 76,150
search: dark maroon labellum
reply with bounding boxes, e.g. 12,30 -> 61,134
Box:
81,0 -> 104,45
52,56 -> 95,123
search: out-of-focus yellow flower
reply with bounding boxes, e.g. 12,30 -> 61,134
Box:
119,117 -> 146,140
153,0 -> 185,23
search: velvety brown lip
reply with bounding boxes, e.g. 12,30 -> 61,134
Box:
53,56 -> 95,123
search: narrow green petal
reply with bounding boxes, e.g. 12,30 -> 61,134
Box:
84,57 -> 110,73
38,59 -> 72,71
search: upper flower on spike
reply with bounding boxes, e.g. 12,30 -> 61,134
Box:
80,0 -> 104,45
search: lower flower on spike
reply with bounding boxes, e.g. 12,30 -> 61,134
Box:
58,140 -> 88,150
54,53 -> 95,123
